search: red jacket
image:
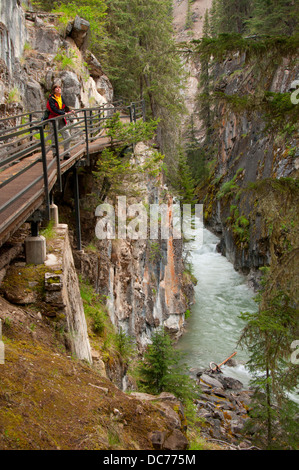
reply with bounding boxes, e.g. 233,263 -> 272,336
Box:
46,94 -> 70,124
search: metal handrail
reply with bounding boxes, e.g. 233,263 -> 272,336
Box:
0,98 -> 144,125
0,99 -> 145,238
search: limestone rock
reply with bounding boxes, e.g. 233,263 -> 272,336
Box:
80,76 -> 107,107
69,15 -> 90,51
91,349 -> 107,377
4,289 -> 38,305
0,0 -> 27,68
149,429 -> 188,451
200,374 -> 224,389
24,79 -> 44,111
44,290 -> 65,307
32,25 -> 60,54
195,367 -> 255,446
148,431 -> 166,450
221,375 -> 243,391
231,418 -> 247,436
84,51 -> 104,79
60,71 -> 81,109
95,75 -> 114,103
156,402 -> 181,429
163,429 -> 188,450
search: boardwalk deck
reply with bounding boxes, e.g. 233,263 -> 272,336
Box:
0,133 -> 117,247
0,101 -> 143,248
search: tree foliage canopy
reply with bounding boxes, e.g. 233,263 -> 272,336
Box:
101,0 -> 186,159
137,328 -> 196,403
207,0 -> 298,37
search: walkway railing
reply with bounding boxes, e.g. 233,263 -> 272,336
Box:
0,99 -> 145,246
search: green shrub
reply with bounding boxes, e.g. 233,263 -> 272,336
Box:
7,87 -> 20,104
80,279 -> 107,335
217,168 -> 244,199
114,327 -> 135,360
54,48 -> 78,71
136,328 -> 197,404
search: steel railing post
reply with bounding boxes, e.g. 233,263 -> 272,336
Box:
29,113 -> 33,141
98,106 -> 103,134
40,125 -> 50,220
89,109 -> 93,139
83,110 -> 90,165
52,119 -> 62,191
129,105 -> 133,123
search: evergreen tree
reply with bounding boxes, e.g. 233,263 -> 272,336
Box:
101,0 -> 186,159
239,268 -> 299,449
208,0 -> 298,37
172,149 -> 195,205
198,10 -> 213,142
208,0 -> 252,36
183,115 -> 209,186
92,113 -> 162,201
137,328 -> 196,403
188,8 -> 214,186
246,0 -> 299,36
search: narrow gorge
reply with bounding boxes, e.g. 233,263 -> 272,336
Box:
0,0 -> 298,452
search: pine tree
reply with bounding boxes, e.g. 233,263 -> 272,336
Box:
137,328 -> 195,403
101,0 -> 186,159
209,0 -> 252,36
208,0 -> 298,37
185,116 -> 210,186
239,268 -> 299,449
172,149 -> 195,205
246,0 -> 299,36
92,113 -> 161,201
198,10 -> 213,142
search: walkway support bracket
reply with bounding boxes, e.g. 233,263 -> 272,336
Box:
73,166 -> 82,251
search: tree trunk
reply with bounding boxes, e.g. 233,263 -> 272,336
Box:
266,365 -> 272,448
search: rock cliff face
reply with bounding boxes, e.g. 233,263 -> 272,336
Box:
0,1 -> 112,117
44,224 -> 92,363
173,2 -> 298,289
201,52 -> 299,285
73,143 -> 194,351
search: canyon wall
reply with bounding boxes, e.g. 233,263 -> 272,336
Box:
0,0 -> 112,117
0,2 -> 193,364
173,0 -> 298,292
202,52 -> 299,286
0,0 -> 27,108
72,142 -> 194,352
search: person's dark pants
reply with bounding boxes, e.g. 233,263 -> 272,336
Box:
49,118 -> 71,157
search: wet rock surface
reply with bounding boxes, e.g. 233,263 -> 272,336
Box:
192,367 -> 257,449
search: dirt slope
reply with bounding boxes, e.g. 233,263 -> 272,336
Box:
173,0 -> 213,41
0,296 -> 187,450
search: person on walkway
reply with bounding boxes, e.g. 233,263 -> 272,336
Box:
47,84 -> 75,159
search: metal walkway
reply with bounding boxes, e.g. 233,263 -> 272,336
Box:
0,100 -> 145,248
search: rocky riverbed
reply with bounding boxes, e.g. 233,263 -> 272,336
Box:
191,365 -> 260,450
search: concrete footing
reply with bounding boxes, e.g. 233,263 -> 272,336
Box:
25,235 -> 46,265
50,203 -> 59,226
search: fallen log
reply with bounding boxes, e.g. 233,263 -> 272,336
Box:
210,351 -> 237,372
